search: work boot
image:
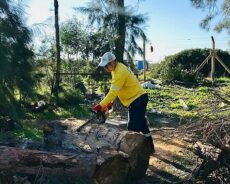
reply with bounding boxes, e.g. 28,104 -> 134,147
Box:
145,136 -> 155,154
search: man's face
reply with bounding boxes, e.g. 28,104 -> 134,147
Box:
104,61 -> 115,72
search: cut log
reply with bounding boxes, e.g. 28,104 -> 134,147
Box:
119,132 -> 150,179
94,150 -> 130,184
0,118 -> 150,184
0,145 -> 97,177
0,146 -> 130,184
43,118 -> 150,182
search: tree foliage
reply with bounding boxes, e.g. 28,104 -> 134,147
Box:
60,18 -> 113,60
34,38 -> 56,99
0,0 -> 35,118
77,0 -> 148,63
190,0 -> 230,34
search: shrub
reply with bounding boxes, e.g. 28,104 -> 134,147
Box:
56,89 -> 85,107
150,48 -> 230,84
156,63 -> 200,84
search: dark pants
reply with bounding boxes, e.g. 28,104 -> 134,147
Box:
128,93 -> 150,135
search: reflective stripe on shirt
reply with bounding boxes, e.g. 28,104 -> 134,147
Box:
111,84 -> 120,91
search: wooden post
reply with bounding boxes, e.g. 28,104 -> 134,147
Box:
195,36 -> 230,80
210,36 -> 215,81
195,55 -> 211,73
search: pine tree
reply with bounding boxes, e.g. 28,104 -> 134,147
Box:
0,0 -> 35,118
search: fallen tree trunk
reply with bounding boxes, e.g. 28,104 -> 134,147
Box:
0,118 -> 150,184
0,145 -> 97,177
0,145 -> 130,184
43,118 -> 150,183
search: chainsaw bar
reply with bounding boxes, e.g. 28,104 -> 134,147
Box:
76,110 -> 106,132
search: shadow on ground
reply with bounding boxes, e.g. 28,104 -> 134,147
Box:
135,127 -> 197,184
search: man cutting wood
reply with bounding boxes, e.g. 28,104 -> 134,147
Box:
93,52 -> 155,153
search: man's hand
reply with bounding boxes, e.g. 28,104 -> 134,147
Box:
101,102 -> 113,112
105,102 -> 113,110
93,102 -> 112,113
93,104 -> 102,112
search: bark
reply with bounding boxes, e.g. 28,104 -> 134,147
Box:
0,118 -> 150,184
43,118 -> 150,182
53,0 -> 61,96
0,145 -> 96,177
115,0 -> 125,63
0,146 -> 130,184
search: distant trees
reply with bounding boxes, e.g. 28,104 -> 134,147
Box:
190,0 -> 230,33
60,19 -> 112,86
61,20 -> 88,59
77,0 -> 147,63
0,0 -> 35,118
60,19 -> 112,60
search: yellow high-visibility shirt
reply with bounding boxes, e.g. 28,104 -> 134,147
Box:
99,63 -> 145,108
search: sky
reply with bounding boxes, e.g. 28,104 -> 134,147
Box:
25,0 -> 229,63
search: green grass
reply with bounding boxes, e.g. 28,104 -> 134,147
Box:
0,126 -> 43,142
0,105 -> 91,142
1,78 -> 229,142
14,127 -> 43,141
25,105 -> 90,120
0,84 -> 91,142
147,78 -> 230,125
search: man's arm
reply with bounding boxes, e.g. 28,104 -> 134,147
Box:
99,73 -> 126,107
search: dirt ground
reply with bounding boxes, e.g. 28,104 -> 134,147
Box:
136,127 -> 197,184
110,110 -> 198,184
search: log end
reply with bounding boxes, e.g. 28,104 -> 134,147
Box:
119,132 -> 150,181
94,151 -> 129,184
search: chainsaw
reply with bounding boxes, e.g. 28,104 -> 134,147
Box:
76,102 -> 112,132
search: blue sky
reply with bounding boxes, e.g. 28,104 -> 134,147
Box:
25,0 -> 229,63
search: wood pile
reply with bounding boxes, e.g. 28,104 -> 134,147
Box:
181,118 -> 230,182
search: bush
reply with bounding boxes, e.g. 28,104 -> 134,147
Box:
156,63 -> 200,84
0,86 -> 24,120
150,48 -> 230,84
180,69 -> 201,83
56,89 -> 85,107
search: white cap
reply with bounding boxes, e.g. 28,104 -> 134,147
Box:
99,52 -> 116,67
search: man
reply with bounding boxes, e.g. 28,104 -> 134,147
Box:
94,52 -> 155,153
